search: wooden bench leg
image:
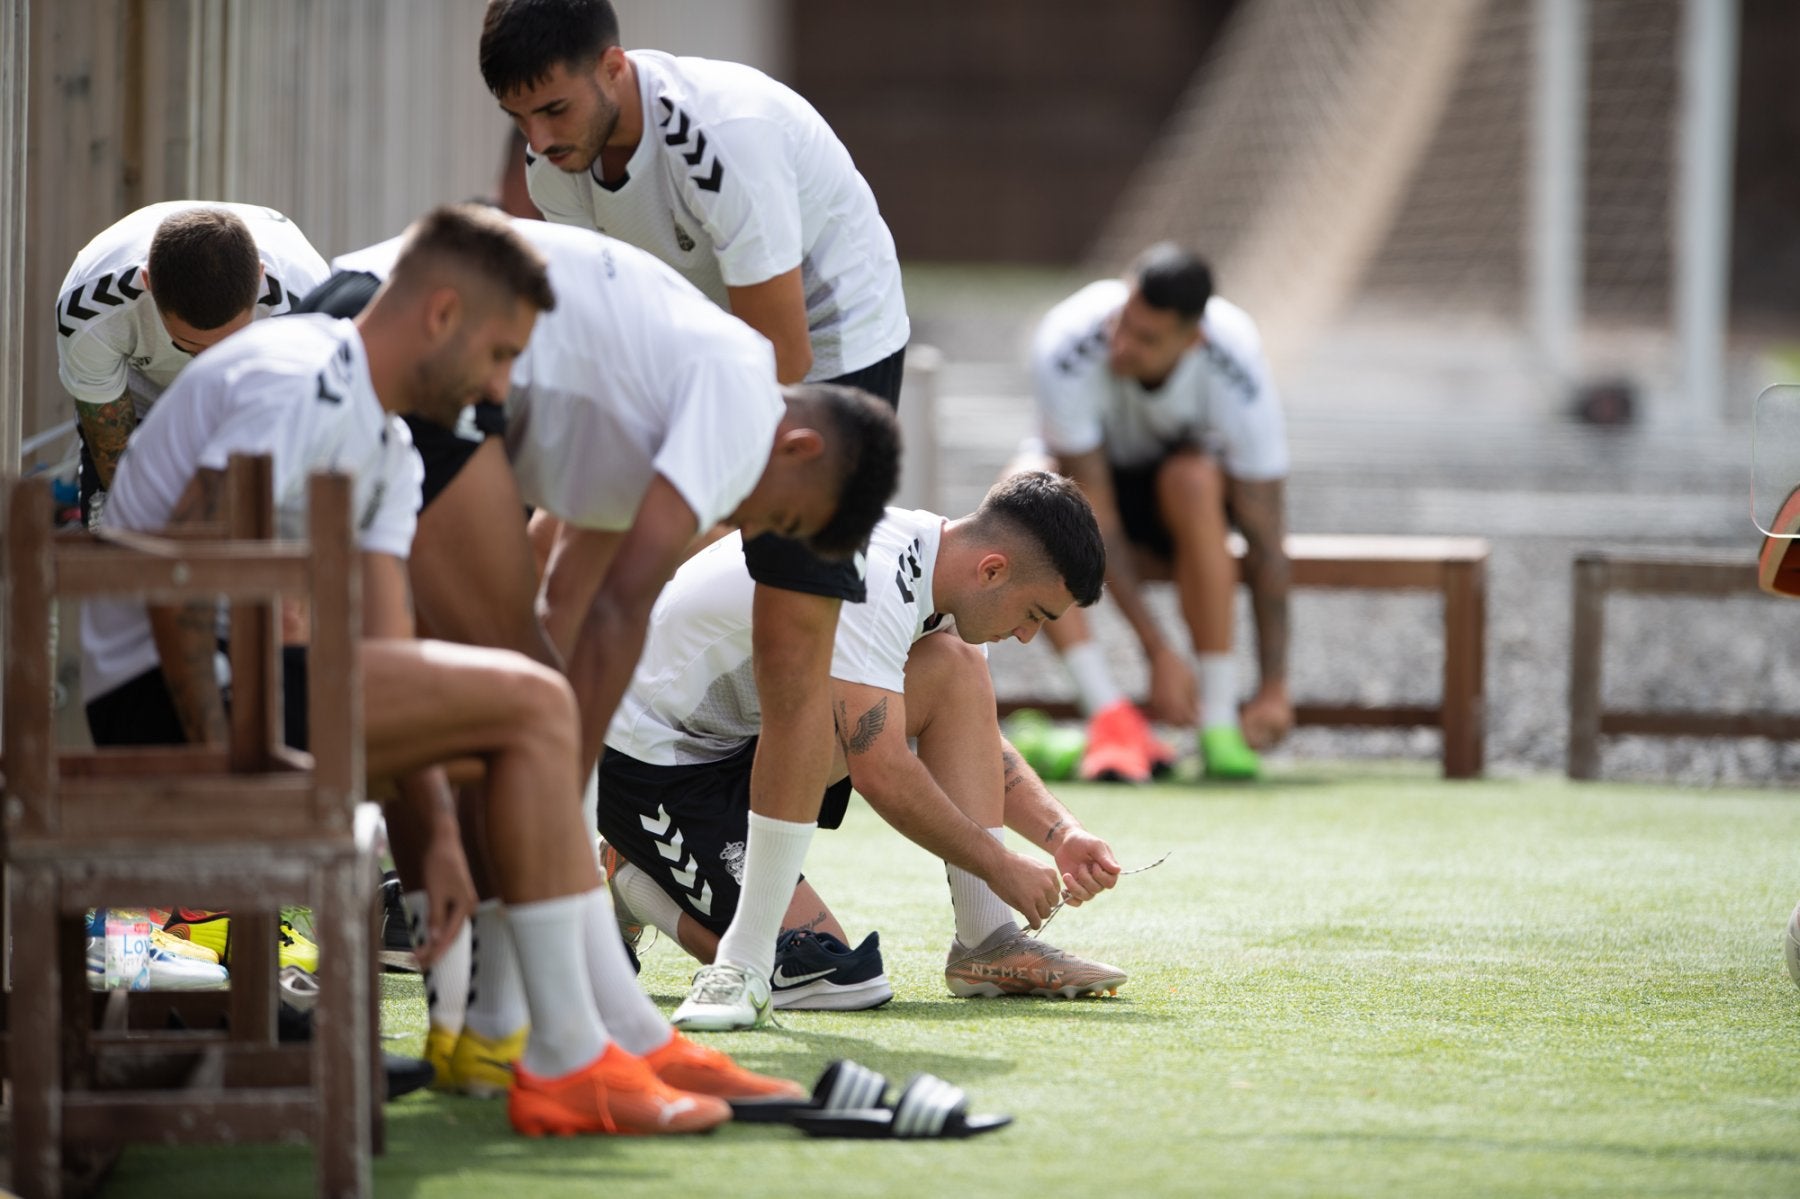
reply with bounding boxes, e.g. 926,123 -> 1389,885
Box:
314,856 -> 372,1198
230,911 -> 279,1046
14,865 -> 64,1198
1567,556 -> 1608,779
1441,558 -> 1487,779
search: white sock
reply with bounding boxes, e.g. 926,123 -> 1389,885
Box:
404,890 -> 470,1035
612,858 -> 685,942
1197,652 -> 1239,731
1063,640 -> 1125,718
948,828 -> 1015,947
714,811 -> 815,983
463,900 -> 530,1042
580,888 -> 672,1056
506,893 -> 609,1079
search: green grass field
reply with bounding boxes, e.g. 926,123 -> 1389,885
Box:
103,764 -> 1800,1197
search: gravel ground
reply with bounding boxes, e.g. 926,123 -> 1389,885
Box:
903,279 -> 1800,787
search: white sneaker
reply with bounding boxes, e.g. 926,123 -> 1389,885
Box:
671,963 -> 772,1031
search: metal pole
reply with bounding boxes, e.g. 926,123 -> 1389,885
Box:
1,0 -> 27,479
1675,0 -> 1739,428
1530,0 -> 1587,390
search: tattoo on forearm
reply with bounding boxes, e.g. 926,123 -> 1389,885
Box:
1043,818 -> 1067,846
1002,747 -> 1027,794
834,696 -> 887,755
78,397 -> 137,489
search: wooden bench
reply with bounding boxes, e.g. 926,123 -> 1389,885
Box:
1567,550 -> 1800,779
996,533 -> 1490,779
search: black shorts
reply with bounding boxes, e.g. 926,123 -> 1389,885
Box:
86,646 -> 312,750
741,345 -> 907,602
292,268 -> 504,512
596,740 -> 853,937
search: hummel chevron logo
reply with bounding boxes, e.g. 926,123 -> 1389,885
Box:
259,274 -> 284,308
657,96 -> 674,124
688,879 -> 713,916
693,159 -> 724,193
117,267 -> 144,299
664,110 -> 692,146
655,827 -> 686,862
90,272 -> 127,307
682,131 -> 708,167
641,807 -> 673,836
772,965 -> 834,987
670,862 -> 698,890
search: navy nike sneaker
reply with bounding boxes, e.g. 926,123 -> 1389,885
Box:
769,928 -> 894,1011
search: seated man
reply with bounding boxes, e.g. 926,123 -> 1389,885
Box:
56,201 -> 329,528
295,218 -> 899,1082
81,203 -> 803,1137
1008,243 -> 1294,783
598,472 -> 1127,1024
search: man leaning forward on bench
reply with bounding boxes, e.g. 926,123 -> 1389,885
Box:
79,204 -> 806,1136
1004,242 -> 1293,783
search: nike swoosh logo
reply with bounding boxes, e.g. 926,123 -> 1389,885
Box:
772,965 -> 835,987
657,1096 -> 699,1127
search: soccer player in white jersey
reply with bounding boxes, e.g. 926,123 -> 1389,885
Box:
599,473 -> 1128,1024
55,201 -> 329,527
479,0 -> 911,1028
82,204 -> 804,1137
1009,243 -> 1293,785
298,218 -> 898,1085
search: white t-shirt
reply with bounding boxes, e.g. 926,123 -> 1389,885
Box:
81,315 -> 423,701
1030,280 -> 1289,479
56,201 -> 330,413
526,50 -> 909,381
608,506 -> 956,766
332,219 -> 782,532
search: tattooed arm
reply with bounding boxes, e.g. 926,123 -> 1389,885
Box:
999,738 -> 1121,905
76,394 -> 138,492
832,678 -> 1060,927
146,468 -> 230,744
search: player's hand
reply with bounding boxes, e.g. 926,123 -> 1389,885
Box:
1053,828 -> 1121,906
1146,645 -> 1199,727
1240,682 -> 1294,750
411,825 -> 478,970
991,851 -> 1063,930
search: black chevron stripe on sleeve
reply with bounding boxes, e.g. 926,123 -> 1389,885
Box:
693,159 -> 724,193
664,110 -> 691,146
116,267 -> 144,299
682,131 -> 708,167
90,273 -> 126,307
63,285 -> 101,326
260,275 -> 284,308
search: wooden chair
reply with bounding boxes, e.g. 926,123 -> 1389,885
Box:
2,455 -> 379,1198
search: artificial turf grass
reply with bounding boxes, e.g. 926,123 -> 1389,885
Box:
98,767 -> 1800,1198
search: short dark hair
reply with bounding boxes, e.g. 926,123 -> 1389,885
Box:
975,472 -> 1105,607
785,383 -> 901,558
480,0 -> 620,96
390,204 -> 557,314
1130,242 -> 1212,321
146,208 -> 261,330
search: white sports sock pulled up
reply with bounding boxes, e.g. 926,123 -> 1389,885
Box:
1063,640 -> 1125,718
463,899 -> 530,1042
405,889 -> 470,1036
507,892 -> 609,1079
1197,652 -> 1240,732
948,827 -> 1016,947
714,811 -> 815,984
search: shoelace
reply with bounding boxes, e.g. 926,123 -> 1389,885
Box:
944,851 -> 1172,972
690,964 -> 755,1004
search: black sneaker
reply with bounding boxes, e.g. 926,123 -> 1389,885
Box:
378,871 -> 419,973
769,929 -> 894,1011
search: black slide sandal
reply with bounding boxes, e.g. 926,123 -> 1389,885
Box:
729,1057 -> 890,1123
791,1073 -> 1012,1139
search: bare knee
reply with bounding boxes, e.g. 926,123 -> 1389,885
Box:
903,634 -> 995,736
1156,451 -> 1227,543
491,656 -> 581,759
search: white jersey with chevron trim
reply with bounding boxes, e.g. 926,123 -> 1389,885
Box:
80,315 -> 422,704
332,219 -> 782,533
526,50 -> 909,381
1030,280 -> 1290,480
607,506 -> 960,767
56,201 -> 330,412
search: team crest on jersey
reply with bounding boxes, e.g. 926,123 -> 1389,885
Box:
672,220 -> 696,253
719,840 -> 746,884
